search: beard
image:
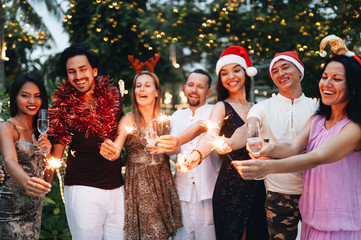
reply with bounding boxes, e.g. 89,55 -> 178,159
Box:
188,98 -> 200,107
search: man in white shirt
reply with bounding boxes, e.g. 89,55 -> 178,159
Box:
247,51 -> 318,239
169,69 -> 221,240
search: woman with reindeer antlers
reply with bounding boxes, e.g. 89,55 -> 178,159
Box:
232,35 -> 361,239
100,54 -> 183,240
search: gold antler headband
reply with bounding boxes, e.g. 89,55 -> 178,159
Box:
319,34 -> 361,65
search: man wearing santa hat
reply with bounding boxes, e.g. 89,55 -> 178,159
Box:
246,51 -> 318,239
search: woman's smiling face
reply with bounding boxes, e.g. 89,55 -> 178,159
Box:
319,61 -> 349,107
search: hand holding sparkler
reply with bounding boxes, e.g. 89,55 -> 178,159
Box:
211,135 -> 232,155
100,139 -> 120,161
157,135 -> 179,153
43,157 -> 64,183
24,176 -> 52,197
176,150 -> 203,173
176,153 -> 190,174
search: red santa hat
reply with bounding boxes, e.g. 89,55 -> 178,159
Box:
216,46 -> 257,77
269,51 -> 304,80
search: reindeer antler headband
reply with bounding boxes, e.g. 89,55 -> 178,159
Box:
128,53 -> 161,73
320,34 -> 361,65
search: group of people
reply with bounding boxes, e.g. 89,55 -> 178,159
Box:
0,33 -> 360,240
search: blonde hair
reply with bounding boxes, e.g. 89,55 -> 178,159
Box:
131,71 -> 161,130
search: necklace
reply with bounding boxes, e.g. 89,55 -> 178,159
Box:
225,99 -> 251,110
15,115 -> 36,144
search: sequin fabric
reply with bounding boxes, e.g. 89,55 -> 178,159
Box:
212,101 -> 268,240
0,136 -> 45,239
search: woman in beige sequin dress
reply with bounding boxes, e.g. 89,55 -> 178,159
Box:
0,73 -> 52,239
100,71 -> 182,239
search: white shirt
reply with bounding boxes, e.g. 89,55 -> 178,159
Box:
170,104 -> 221,202
247,93 -> 318,194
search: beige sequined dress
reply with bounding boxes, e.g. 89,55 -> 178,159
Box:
124,126 -> 182,239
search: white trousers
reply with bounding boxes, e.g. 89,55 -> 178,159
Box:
64,185 -> 125,240
173,185 -> 216,240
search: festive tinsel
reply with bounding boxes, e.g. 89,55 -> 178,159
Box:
49,75 -> 122,146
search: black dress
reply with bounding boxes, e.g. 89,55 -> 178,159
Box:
212,101 -> 268,240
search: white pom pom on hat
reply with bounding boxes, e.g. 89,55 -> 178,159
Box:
320,51 -> 327,57
216,46 -> 257,77
269,51 -> 305,80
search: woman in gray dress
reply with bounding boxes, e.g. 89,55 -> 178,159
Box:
0,73 -> 52,239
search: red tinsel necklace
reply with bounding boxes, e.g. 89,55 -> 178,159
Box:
49,75 -> 121,146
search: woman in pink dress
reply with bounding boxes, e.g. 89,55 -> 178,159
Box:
232,35 -> 361,239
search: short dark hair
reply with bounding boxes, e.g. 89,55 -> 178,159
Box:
188,69 -> 212,88
216,69 -> 251,101
316,55 -> 361,127
10,73 -> 48,137
57,43 -> 99,78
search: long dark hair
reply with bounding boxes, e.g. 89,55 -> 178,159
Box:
316,55 -> 361,127
215,69 -> 251,101
10,73 -> 48,137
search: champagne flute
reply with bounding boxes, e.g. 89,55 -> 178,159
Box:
146,121 -> 159,165
246,121 -> 265,180
37,109 -> 49,134
37,109 -> 49,155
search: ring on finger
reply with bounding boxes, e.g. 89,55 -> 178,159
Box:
32,182 -> 36,188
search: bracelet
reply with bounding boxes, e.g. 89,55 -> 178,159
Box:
191,149 -> 203,165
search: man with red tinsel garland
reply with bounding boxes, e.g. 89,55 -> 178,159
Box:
49,44 -> 125,239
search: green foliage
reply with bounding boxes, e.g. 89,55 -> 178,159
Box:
1,0 -> 63,83
40,176 -> 71,239
63,0 -> 186,106
0,84 -> 10,121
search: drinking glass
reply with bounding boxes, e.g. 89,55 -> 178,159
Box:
37,109 -> 49,156
37,109 -> 49,134
146,121 -> 159,165
246,121 -> 265,180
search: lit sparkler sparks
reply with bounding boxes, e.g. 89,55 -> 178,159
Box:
125,125 -> 136,135
176,153 -> 189,174
42,157 -> 64,185
70,150 -> 76,157
210,135 -> 233,161
155,113 -> 172,134
45,157 -> 63,171
201,120 -> 219,131
156,112 -> 172,123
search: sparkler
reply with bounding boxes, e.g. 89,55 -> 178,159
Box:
155,113 -> 172,134
124,125 -> 136,135
43,157 -> 65,203
70,150 -> 76,157
176,153 -> 190,174
201,120 -> 219,132
42,157 -> 63,182
210,135 -> 233,161
43,157 -> 64,181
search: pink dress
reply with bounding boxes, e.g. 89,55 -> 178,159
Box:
300,115 -> 361,239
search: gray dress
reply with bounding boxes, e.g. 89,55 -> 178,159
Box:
0,121 -> 45,240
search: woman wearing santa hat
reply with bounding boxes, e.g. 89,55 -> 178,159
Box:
232,35 -> 361,239
181,46 -> 268,239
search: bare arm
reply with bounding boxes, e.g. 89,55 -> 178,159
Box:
183,102 -> 226,169
100,113 -> 131,161
0,122 -> 51,196
233,120 -> 361,179
157,119 -> 204,155
262,117 -> 313,158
